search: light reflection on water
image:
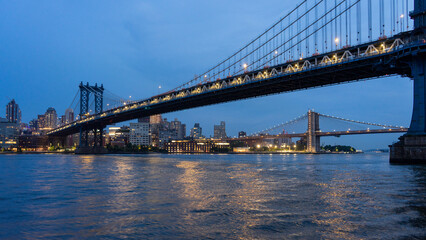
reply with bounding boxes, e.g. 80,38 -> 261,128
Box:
0,153 -> 425,239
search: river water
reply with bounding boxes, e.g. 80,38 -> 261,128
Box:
0,153 -> 425,239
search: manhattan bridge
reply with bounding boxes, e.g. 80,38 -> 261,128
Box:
47,0 -> 426,163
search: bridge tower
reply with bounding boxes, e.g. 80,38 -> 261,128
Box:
77,82 -> 105,152
307,110 -> 320,153
390,0 -> 426,163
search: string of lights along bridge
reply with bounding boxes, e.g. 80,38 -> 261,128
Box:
47,0 -> 426,161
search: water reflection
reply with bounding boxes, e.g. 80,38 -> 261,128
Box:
0,153 -> 425,239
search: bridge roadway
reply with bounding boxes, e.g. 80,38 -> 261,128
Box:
235,128 -> 409,141
48,31 -> 425,137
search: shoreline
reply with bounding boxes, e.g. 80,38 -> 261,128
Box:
0,151 -> 373,155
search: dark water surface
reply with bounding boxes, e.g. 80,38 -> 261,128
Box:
0,153 -> 425,239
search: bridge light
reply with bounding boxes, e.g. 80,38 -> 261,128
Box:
335,38 -> 339,44
400,14 -> 404,18
243,63 -> 248,69
275,50 -> 278,55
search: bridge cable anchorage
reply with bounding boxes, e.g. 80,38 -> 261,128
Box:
318,113 -> 406,129
251,113 -> 309,136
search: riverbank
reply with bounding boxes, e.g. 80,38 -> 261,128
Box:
0,150 -> 363,155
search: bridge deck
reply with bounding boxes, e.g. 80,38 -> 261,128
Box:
48,32 -> 425,136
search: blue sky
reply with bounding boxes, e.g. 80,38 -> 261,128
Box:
0,0 -> 413,149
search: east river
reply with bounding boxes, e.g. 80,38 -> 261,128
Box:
0,153 -> 425,239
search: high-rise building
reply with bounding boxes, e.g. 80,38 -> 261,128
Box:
150,114 -> 162,124
29,119 -> 38,131
0,117 -> 19,149
213,121 -> 227,139
190,123 -> 203,139
64,108 -> 74,124
44,107 -> 58,129
37,114 -> 46,130
150,115 -> 161,147
6,99 -> 21,124
130,122 -> 150,146
170,118 -> 186,139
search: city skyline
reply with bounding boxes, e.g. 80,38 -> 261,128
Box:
0,0 -> 414,149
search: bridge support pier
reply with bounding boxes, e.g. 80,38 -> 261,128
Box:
75,125 -> 107,154
390,0 -> 426,164
390,55 -> 426,163
307,110 -> 321,153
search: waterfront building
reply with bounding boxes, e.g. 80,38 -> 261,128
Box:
213,121 -> 227,139
107,126 -> 130,147
150,116 -> 186,147
18,135 -> 49,151
0,117 -> 19,149
6,99 -> 21,124
190,123 -> 203,139
130,122 -> 150,146
166,140 -> 230,153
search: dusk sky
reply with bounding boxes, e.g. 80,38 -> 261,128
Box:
0,0 -> 414,150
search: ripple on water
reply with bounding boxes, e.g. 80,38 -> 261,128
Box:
0,153 -> 425,239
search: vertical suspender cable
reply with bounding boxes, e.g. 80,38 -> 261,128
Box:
306,1 -> 309,56
406,0 -> 409,30
380,0 -> 383,36
339,0 -> 342,48
357,0 -> 361,44
380,0 -> 384,37
324,0 -> 327,51
396,0 -> 400,33
314,0 -> 318,53
346,0 -> 349,46
297,7 -> 300,58
321,0 -> 327,50
349,0 -> 352,46
280,19 -> 283,63
290,16 -> 293,59
334,0 -> 337,50
390,0 -> 395,36
368,0 -> 372,41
